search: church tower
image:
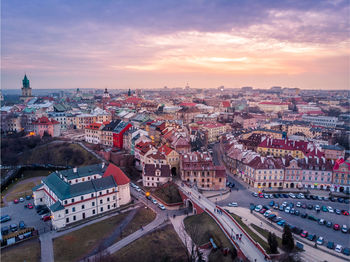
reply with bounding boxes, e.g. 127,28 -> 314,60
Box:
20,74 -> 33,102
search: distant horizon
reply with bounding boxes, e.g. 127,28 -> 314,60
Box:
2,1 -> 349,90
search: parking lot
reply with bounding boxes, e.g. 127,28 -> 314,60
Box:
1,198 -> 52,235
249,194 -> 350,248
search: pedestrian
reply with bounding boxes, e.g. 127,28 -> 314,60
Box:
236,234 -> 239,239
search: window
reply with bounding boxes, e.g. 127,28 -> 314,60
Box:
108,205 -> 110,209
82,205 -> 85,209
64,200 -> 67,205
65,209 -> 68,214
71,199 -> 75,203
113,196 -> 116,200
93,209 -> 96,215
91,193 -> 94,198
100,199 -> 103,204
107,197 -> 110,202
81,196 -> 84,201
66,218 -> 69,223
72,207 -> 76,212
219,178 -> 222,182
100,207 -> 103,212
73,215 -> 76,221
99,192 -> 102,196
107,190 -> 109,194
92,202 -> 95,206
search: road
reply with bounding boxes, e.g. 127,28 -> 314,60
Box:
212,143 -> 350,248
177,181 -> 269,262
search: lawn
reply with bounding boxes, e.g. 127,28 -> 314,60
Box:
184,212 -> 237,262
1,238 -> 41,262
53,211 -> 130,262
152,182 -> 182,204
230,213 -> 271,254
116,207 -> 156,241
111,224 -> 188,262
19,142 -> 100,167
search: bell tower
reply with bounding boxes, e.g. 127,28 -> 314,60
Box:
20,74 -> 33,102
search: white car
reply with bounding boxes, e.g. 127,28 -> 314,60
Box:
264,210 -> 271,217
316,236 -> 324,245
158,204 -> 166,210
255,205 -> 263,212
228,202 -> 238,207
285,206 -> 291,213
335,244 -> 343,253
299,193 -> 305,199
282,202 -> 288,207
152,199 -> 158,205
136,187 -> 141,192
130,182 -> 136,188
296,202 -> 301,207
327,206 -> 334,213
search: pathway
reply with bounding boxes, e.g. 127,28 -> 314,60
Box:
77,142 -> 105,162
39,205 -> 140,262
177,181 -> 268,262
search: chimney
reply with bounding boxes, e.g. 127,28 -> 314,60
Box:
73,167 -> 77,173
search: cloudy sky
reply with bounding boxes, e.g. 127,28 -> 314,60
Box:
2,0 -> 349,90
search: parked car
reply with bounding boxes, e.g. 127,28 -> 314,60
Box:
305,195 -> 311,199
338,198 -> 344,203
296,202 -> 301,208
259,208 -> 267,214
19,221 -> 26,229
318,219 -> 326,225
1,226 -> 9,235
13,199 -> 19,204
344,199 -> 349,204
279,205 -> 284,211
268,214 -> 276,220
255,205 -> 263,212
269,201 -> 274,207
152,199 -> 158,205
10,223 -> 18,232
250,203 -> 256,210
307,234 -> 316,241
290,208 -> 295,214
333,224 -> 340,230
328,206 -> 334,213
341,210 -> 349,216
42,215 -> 51,222
314,205 -> 320,211
343,247 -> 350,256
136,187 -> 141,192
273,203 -> 279,209
277,220 -> 285,226
308,215 -> 317,221
329,197 -> 336,202
307,204 -> 313,210
25,195 -> 32,200
316,236 -> 324,245
19,197 -> 25,202
272,216 -> 282,223
326,221 -> 332,227
158,204 -> 166,210
252,192 -> 258,197
321,206 -> 328,212
335,209 -> 341,215
335,244 -> 343,253
285,206 -> 291,213
294,210 -> 300,216
301,213 -> 308,218
0,215 -> 11,223
301,204 -> 307,209
327,241 -> 334,249
300,230 -> 308,238
264,210 -> 271,217
341,225 -> 348,233
228,202 -> 238,207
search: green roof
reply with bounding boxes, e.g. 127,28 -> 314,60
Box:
42,171 -> 117,200
58,164 -> 106,180
32,183 -> 43,192
50,201 -> 64,212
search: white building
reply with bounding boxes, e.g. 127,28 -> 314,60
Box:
33,163 -> 131,229
301,115 -> 343,128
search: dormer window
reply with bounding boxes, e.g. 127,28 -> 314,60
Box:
156,170 -> 161,176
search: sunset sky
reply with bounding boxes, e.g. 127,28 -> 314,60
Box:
2,0 -> 349,90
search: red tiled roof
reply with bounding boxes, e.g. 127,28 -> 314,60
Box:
32,116 -> 60,125
85,123 -> 102,130
222,101 -> 230,108
103,163 -> 130,185
158,144 -> 173,156
179,102 -> 197,107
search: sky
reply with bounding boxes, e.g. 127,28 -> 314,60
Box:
1,0 -> 349,90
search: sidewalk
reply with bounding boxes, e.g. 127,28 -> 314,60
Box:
227,207 -> 347,262
170,214 -> 210,262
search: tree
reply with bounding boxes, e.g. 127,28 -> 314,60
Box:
282,225 -> 294,252
268,232 -> 278,254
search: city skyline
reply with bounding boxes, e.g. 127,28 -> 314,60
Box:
2,0 -> 349,90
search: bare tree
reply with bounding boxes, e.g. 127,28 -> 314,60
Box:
180,222 -> 201,262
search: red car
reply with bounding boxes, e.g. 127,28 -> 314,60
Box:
333,224 -> 340,230
300,231 -> 308,238
42,215 -> 51,222
13,199 -> 19,204
341,210 -> 349,216
258,193 -> 264,198
27,203 -> 34,209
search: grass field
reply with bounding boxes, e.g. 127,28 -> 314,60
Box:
19,142 -> 100,167
53,212 -> 130,262
111,224 -> 187,262
152,183 -> 182,204
184,212 -> 236,262
115,207 -> 156,242
230,213 -> 271,254
4,178 -> 42,202
1,238 -> 41,262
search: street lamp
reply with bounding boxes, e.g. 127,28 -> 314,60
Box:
145,191 -> 150,208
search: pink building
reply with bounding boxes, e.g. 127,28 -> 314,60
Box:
32,116 -> 61,137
